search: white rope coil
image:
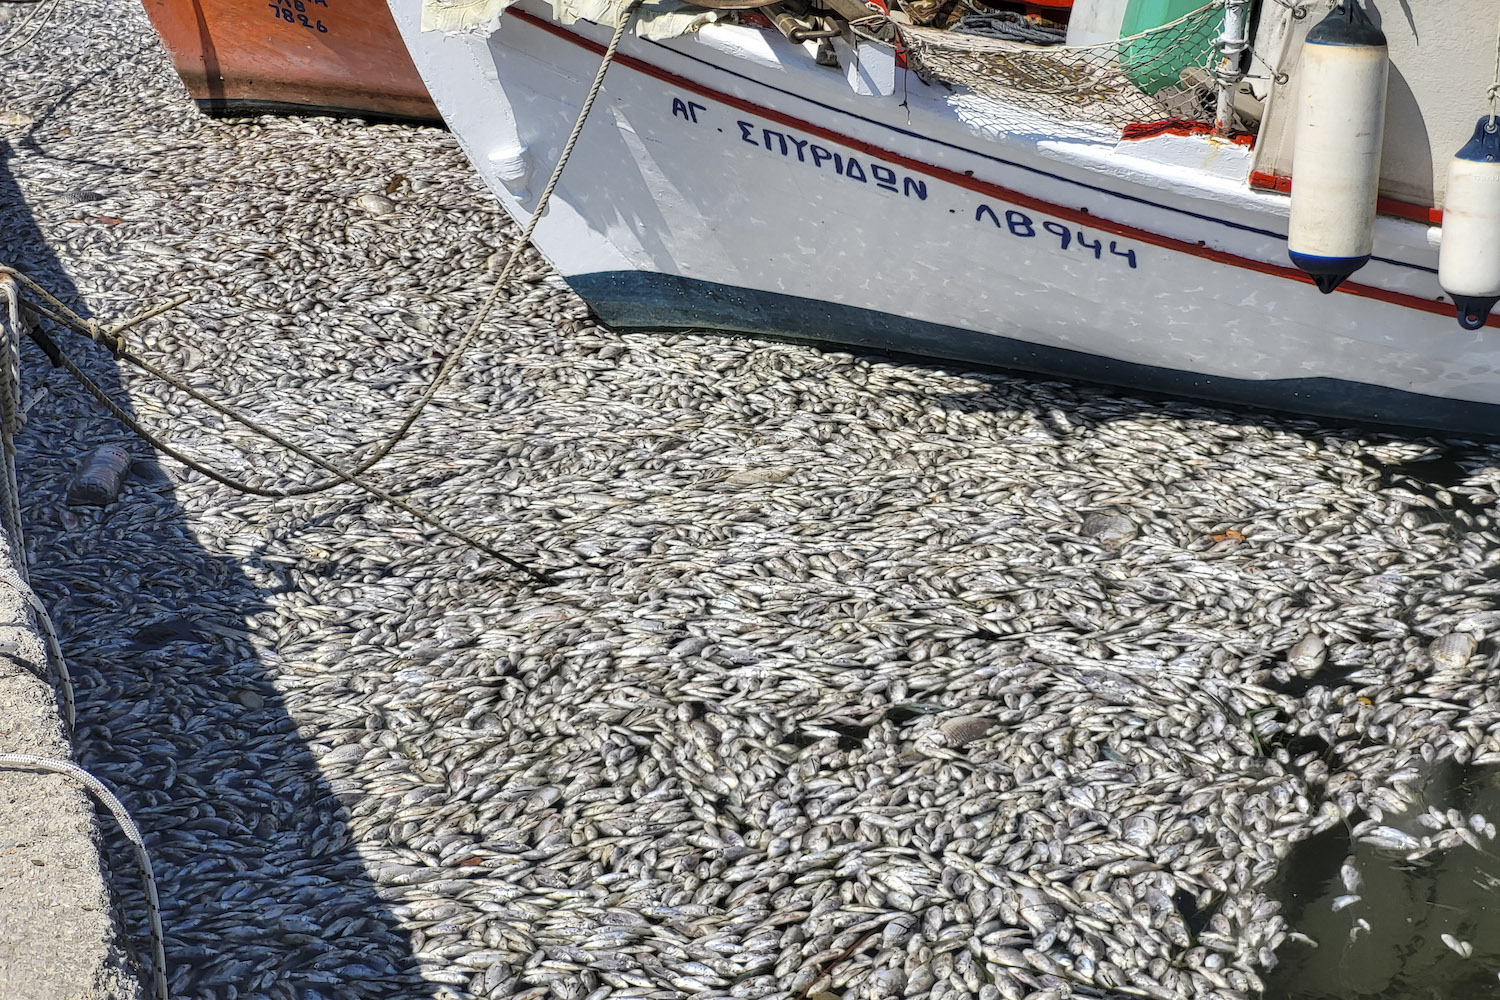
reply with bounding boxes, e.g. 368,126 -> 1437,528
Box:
948,11 -> 1065,44
0,277 -> 74,730
0,753 -> 168,1000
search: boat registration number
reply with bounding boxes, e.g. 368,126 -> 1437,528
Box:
976,205 -> 1139,269
672,96 -> 1140,272
266,0 -> 330,33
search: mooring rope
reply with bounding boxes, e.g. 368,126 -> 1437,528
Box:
0,561 -> 75,729
0,14 -> 645,998
0,0 -> 644,580
0,0 -> 60,58
0,277 -> 75,729
0,275 -> 25,542
0,752 -> 168,1000
1489,4 -> 1500,128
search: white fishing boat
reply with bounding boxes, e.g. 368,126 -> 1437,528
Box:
388,0 -> 1500,434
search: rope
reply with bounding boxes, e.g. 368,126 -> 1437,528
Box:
0,277 -> 74,730
0,17 -> 646,995
0,0 -> 59,58
0,561 -> 74,729
0,276 -> 28,543
23,320 -> 549,582
1211,1 -> 1250,86
0,752 -> 168,1000
1489,5 -> 1500,129
1240,0 -> 1313,89
948,11 -> 1064,43
0,0 -> 646,580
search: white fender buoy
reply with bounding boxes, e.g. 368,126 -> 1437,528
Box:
1439,117 -> 1500,330
1287,1 -> 1389,294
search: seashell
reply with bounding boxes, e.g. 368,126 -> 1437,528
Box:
938,715 -> 995,748
1429,632 -> 1477,672
1079,512 -> 1137,546
1287,635 -> 1326,677
355,192 -> 396,216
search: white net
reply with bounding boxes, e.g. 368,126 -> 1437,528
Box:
858,1 -> 1229,131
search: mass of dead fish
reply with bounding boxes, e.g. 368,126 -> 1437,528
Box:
4,3 -> 1500,1000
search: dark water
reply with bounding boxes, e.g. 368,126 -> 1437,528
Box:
1265,764 -> 1500,1000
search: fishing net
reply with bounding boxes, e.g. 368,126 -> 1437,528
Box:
858,1 -> 1228,130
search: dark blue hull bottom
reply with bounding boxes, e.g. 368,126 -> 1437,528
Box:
569,270 -> 1500,438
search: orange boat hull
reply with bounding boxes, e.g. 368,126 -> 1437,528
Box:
141,0 -> 440,122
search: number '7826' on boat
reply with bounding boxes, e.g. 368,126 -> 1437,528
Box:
388,0 -> 1500,434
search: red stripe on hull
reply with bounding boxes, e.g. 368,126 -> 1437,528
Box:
1248,170 -> 1445,227
512,9 -> 1486,328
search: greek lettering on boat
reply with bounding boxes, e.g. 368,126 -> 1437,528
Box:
728,117 -> 928,200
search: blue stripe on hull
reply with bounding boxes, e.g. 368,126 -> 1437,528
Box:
568,270 -> 1500,437
1287,251 -> 1372,275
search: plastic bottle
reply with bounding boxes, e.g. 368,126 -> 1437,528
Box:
67,444 -> 133,507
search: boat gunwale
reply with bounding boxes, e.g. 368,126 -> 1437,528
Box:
505,5 -> 1479,327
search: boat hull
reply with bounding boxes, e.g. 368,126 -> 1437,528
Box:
573,270 -> 1500,431
390,1 -> 1500,434
144,0 -> 439,122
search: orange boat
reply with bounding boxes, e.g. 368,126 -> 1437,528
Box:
141,0 -> 440,122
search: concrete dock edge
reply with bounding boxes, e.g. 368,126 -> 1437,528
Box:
0,305 -> 142,998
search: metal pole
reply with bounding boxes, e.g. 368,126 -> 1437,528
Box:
1214,0 -> 1252,134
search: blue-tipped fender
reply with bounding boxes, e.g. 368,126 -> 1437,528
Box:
1439,117 -> 1500,330
1286,1 -> 1389,295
